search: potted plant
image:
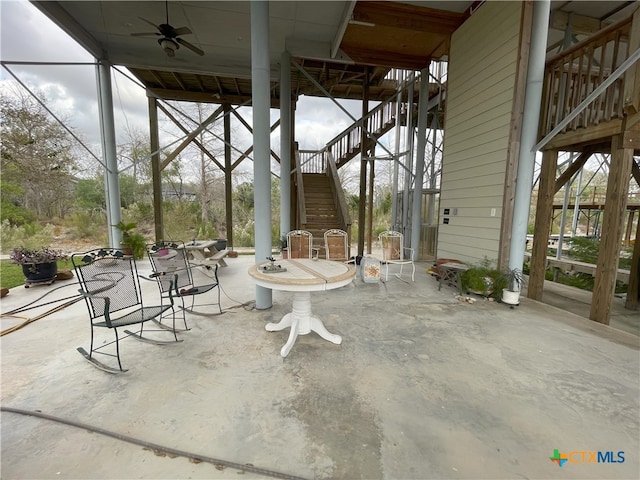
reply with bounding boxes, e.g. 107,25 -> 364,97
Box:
10,246 -> 67,287
460,258 -> 502,298
115,221 -> 147,259
501,267 -> 524,306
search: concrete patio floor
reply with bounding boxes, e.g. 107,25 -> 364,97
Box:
1,254 -> 639,479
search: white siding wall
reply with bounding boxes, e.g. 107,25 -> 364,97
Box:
437,1 -> 522,266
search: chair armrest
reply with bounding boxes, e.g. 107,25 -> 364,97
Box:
403,247 -> 415,261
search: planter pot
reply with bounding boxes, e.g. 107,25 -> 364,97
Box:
501,288 -> 520,306
119,244 -> 134,257
22,262 -> 58,287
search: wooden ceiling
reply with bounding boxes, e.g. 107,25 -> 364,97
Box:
126,1 -> 468,107
340,1 -> 467,70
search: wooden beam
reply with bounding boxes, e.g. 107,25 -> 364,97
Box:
499,0 -> 532,270
148,97 -> 164,241
626,212 -> 639,310
157,102 -> 224,171
224,104 -> 233,249
553,148 -> 595,193
590,136 -> 634,324
358,67 -> 369,257
632,158 -> 640,186
339,46 -> 433,70
622,122 -> 640,150
542,119 -> 623,150
550,10 -> 601,35
352,1 -> 463,34
623,6 -> 640,115
160,106 -> 223,170
528,150 -> 558,300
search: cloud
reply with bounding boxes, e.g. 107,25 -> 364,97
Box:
0,0 -> 383,181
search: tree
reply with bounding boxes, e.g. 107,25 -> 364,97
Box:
0,85 -> 79,219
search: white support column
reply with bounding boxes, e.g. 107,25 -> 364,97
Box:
251,0 -> 272,309
508,0 -> 550,276
402,79 -> 414,235
280,50 -> 292,238
410,67 -> 430,257
95,58 -> 121,247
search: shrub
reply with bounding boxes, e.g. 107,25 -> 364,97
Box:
0,220 -> 55,253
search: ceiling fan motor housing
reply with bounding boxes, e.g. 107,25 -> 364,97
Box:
158,37 -> 179,56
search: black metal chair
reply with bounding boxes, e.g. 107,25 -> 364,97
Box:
72,248 -> 180,373
146,241 -> 222,330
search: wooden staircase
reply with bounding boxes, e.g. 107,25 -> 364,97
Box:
301,174 -> 339,256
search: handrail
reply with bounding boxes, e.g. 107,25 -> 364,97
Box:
325,151 -> 351,231
325,100 -> 397,167
538,16 -> 634,146
294,150 -> 306,226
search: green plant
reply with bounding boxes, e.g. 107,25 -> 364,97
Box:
115,221 -> 146,259
503,267 -> 524,292
10,246 -> 67,265
460,257 -> 504,299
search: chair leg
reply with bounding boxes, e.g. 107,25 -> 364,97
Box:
113,327 -> 124,372
216,285 -> 222,314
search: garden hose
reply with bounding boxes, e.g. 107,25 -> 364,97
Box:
1,407 -> 307,480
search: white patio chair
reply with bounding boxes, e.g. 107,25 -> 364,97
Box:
378,230 -> 415,281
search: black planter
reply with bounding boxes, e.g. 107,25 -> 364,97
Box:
22,262 -> 58,286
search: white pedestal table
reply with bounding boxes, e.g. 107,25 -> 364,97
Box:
248,259 -> 355,357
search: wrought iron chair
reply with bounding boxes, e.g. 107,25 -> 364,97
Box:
71,248 -> 180,373
324,229 -> 350,262
286,230 -> 318,259
146,241 -> 222,329
378,230 -> 415,281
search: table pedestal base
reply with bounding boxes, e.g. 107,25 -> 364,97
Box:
265,291 -> 342,357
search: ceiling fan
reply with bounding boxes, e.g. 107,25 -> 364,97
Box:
130,0 -> 204,57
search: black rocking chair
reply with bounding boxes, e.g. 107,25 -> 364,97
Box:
146,241 -> 222,330
72,248 -> 181,373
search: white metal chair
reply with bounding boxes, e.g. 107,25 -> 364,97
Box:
378,230 -> 415,281
324,229 -> 350,262
286,230 -> 317,259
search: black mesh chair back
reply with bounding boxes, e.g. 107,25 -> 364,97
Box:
147,241 -> 222,327
74,249 -> 142,323
72,248 -> 179,373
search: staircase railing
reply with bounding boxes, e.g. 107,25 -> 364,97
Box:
540,16 -> 632,139
325,151 -> 352,233
325,99 -> 397,167
294,150 -> 306,227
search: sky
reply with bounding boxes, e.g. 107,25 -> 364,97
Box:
0,0 -> 372,183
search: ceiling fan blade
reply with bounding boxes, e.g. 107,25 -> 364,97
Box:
173,26 -> 192,36
130,32 -> 160,37
176,38 -> 204,56
138,16 -> 160,29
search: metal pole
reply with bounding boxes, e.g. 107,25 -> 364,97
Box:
251,0 -> 272,309
508,0 -> 550,278
557,153 -> 577,260
571,167 -> 584,236
402,78 -> 415,235
95,58 -> 121,247
411,67 -> 430,258
280,50 -> 292,238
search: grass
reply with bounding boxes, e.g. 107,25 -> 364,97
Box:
1,259 -> 75,290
